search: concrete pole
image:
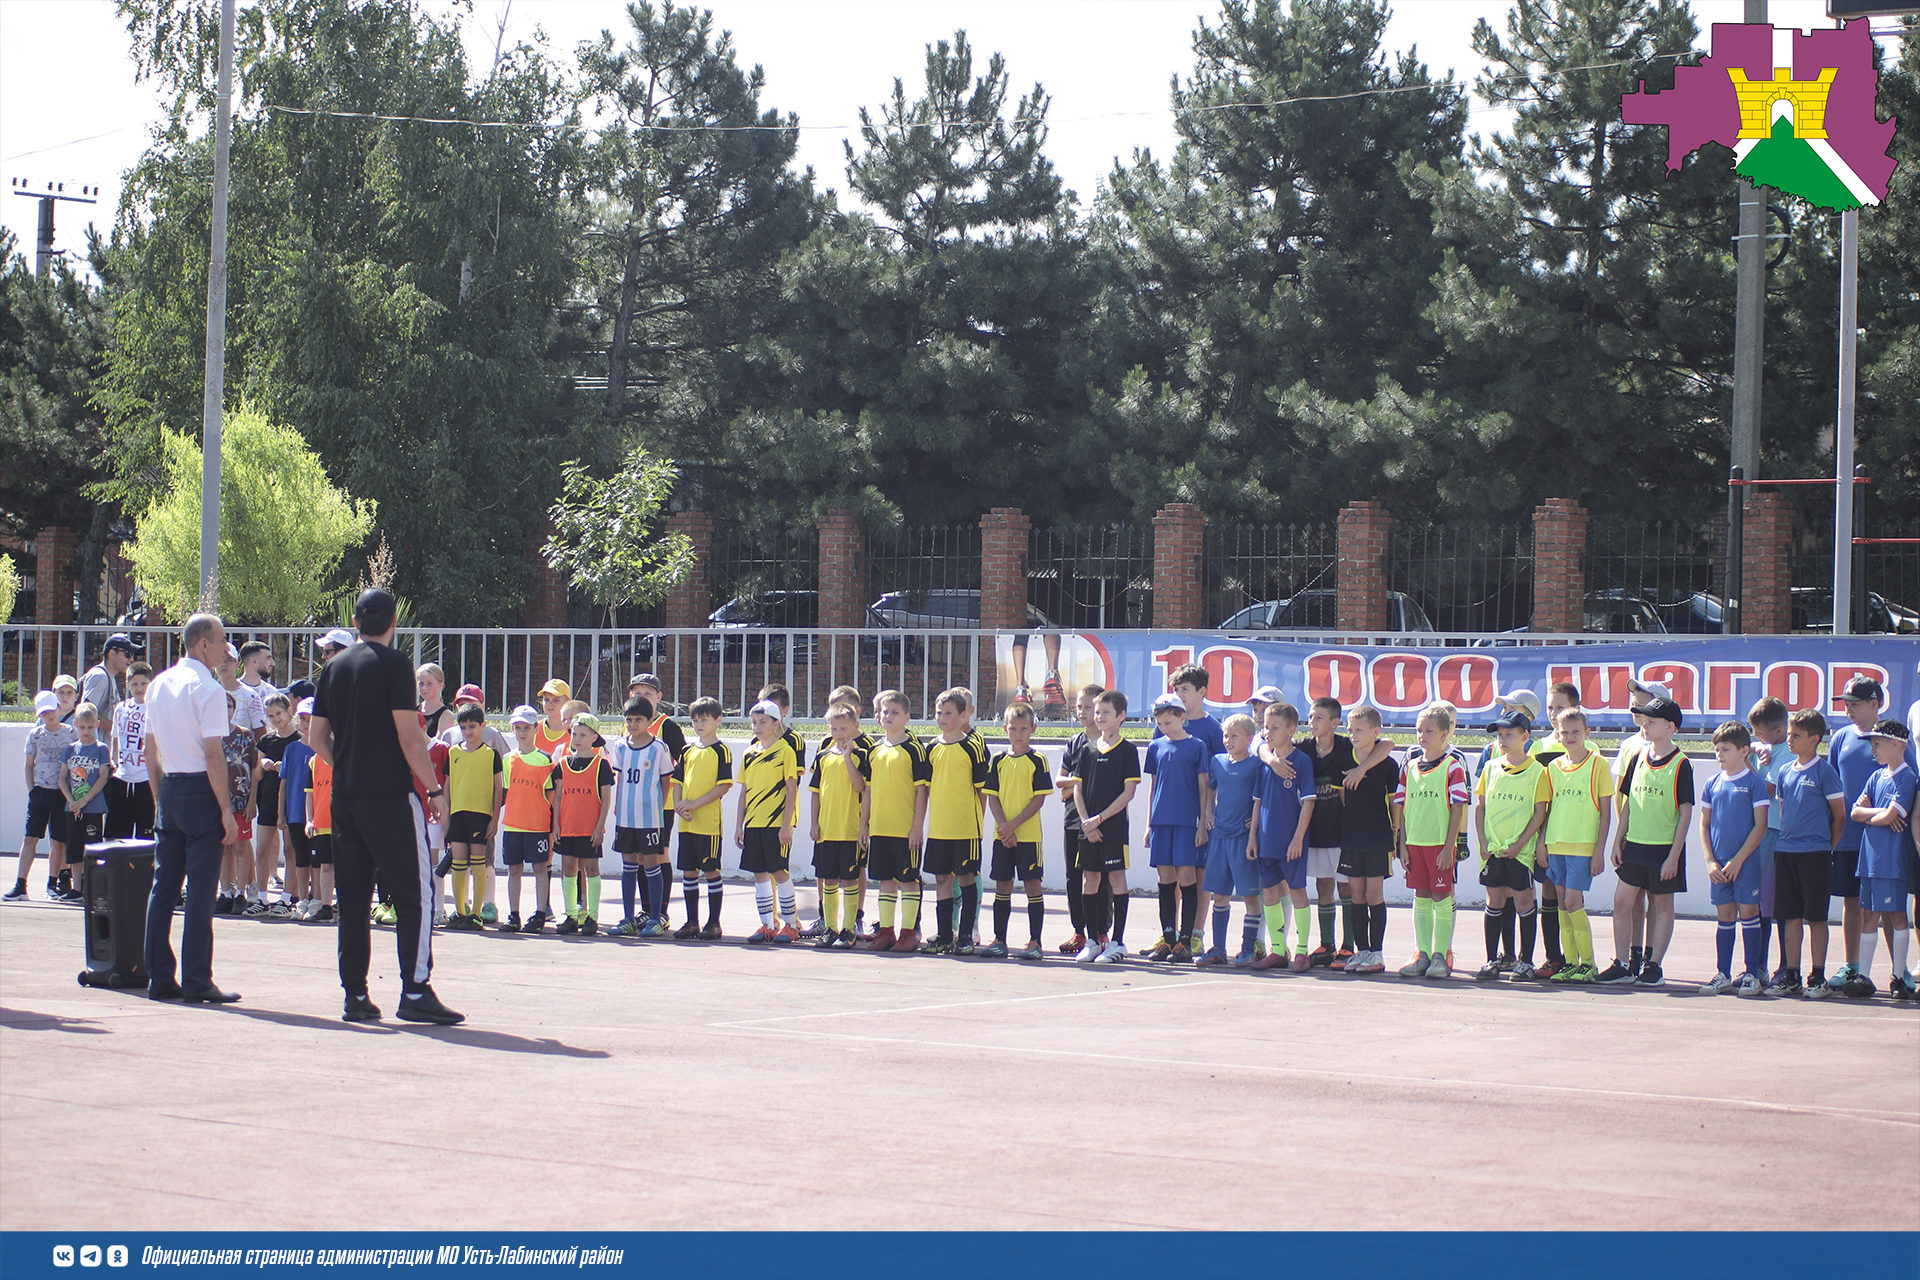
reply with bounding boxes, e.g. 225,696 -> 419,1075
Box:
198,0 -> 238,602
1832,208 -> 1858,636
1729,0 -> 1768,486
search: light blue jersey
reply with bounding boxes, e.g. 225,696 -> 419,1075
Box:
605,737 -> 673,831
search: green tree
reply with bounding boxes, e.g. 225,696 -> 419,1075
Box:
104,0 -> 589,622
1088,0 -> 1467,521
541,446 -> 695,626
0,550 -> 19,624
126,403 -> 375,622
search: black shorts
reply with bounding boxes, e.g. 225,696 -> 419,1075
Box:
867,835 -> 921,883
1478,856 -> 1535,892
310,832 -> 333,867
613,826 -> 665,857
555,835 -> 599,863
1775,849 -> 1832,923
924,837 -> 981,877
446,812 -> 492,845
65,810 -> 104,862
501,831 -> 550,867
105,778 -> 155,839
677,832 -> 720,875
1338,846 -> 1391,879
813,839 -> 865,881
1618,841 -> 1686,895
255,773 -> 281,823
988,840 -> 1043,884
287,825 -> 314,869
25,786 -> 69,842
740,827 -> 790,875
1830,848 -> 1862,899
1076,836 -> 1129,875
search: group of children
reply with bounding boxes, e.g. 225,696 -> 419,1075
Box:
15,649 -> 1918,1001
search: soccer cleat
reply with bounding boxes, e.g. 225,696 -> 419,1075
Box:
579,915 -> 598,936
1698,972 -> 1734,995
865,926 -> 897,952
952,939 -> 977,957
523,910 -> 548,934
1635,961 -> 1665,988
1095,940 -> 1126,964
1018,939 -> 1044,961
1356,952 -> 1389,975
1331,946 -> 1354,972
980,940 -> 1010,959
342,992 -> 382,1023
1736,972 -> 1764,997
1290,953 -> 1311,972
1146,939 -> 1174,962
1232,945 -> 1257,969
1594,961 -> 1635,985
555,915 -> 579,935
799,919 -> 827,939
639,917 -> 668,938
1477,960 -> 1503,982
1194,948 -> 1227,967
480,902 -> 498,925
1825,964 -> 1857,992
673,918 -> 700,940
1076,937 -> 1104,964
1397,952 -> 1431,978
1424,953 -> 1451,980
243,899 -> 270,918
814,929 -> 841,950
377,903 -> 397,925
919,936 -> 952,955
1058,932 -> 1086,955
1804,980 -> 1835,1000
314,905 -> 335,923
396,985 -> 464,1026
1763,971 -> 1802,997
837,929 -> 858,949
1251,951 -> 1289,971
1842,972 -> 1877,999
1170,942 -> 1193,963
610,919 -> 641,938
499,913 -> 521,934
268,900 -> 295,919
1559,963 -> 1594,984
769,922 -> 795,944
891,928 -> 920,953
699,921 -> 724,940
2,882 -> 26,901
1509,959 -> 1536,980
1308,943 -> 1335,968
1889,973 -> 1917,999
1494,953 -> 1517,973
1533,958 -> 1564,981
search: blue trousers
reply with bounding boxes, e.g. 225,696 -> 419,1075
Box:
145,774 -> 225,995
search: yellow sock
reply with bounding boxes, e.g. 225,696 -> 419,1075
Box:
842,885 -> 862,932
471,860 -> 490,910
450,863 -> 469,916
821,885 -> 838,932
1572,908 -> 1594,966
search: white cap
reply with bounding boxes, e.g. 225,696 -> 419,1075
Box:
1496,688 -> 1541,723
296,697 -> 315,715
1627,677 -> 1671,701
750,699 -> 783,721
318,628 -> 355,650
34,690 -> 59,715
1249,685 -> 1286,705
508,704 -> 540,726
225,642 -> 240,662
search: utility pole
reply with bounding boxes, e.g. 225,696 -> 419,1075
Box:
1832,209 -> 1858,636
1724,0 -> 1769,636
7,179 -> 99,278
198,0 -> 238,602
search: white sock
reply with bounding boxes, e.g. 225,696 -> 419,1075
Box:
1889,928 -> 1910,980
1857,930 -> 1879,979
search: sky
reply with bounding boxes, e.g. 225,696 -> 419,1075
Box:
0,0 -> 1883,277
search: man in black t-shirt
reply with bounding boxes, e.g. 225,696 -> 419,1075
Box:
310,590 -> 463,1026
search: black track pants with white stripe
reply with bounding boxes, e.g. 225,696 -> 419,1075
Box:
334,792 -> 434,994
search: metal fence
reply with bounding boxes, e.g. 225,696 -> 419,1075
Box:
708,526 -> 818,620
1585,518 -> 1724,615
1029,524 -> 1153,628
1389,522 -> 1533,633
865,524 -> 979,604
1792,517 -> 1920,629
1204,523 -> 1335,630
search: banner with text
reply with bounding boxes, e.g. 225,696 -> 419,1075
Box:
995,633 -> 1918,727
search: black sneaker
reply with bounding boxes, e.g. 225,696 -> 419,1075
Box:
343,992 -> 382,1023
1842,972 -> 1877,999
396,985 -> 465,1025
1635,960 -> 1665,988
1628,948 -> 1644,976
314,905 -> 335,923
498,913 -> 521,934
556,915 -> 579,935
580,916 -> 598,936
1595,961 -> 1636,985
1889,974 -> 1917,999
523,910 -> 548,934
3,881 -> 26,901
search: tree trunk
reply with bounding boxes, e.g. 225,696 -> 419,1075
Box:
606,190 -> 649,428
75,503 -> 111,625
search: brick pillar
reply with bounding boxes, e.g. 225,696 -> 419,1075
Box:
1742,492 -> 1793,635
814,508 -> 864,700
978,507 -> 1032,715
1151,503 -> 1207,630
658,510 -> 715,702
34,526 -> 78,624
526,521 -> 569,630
1530,498 -> 1590,635
1336,502 -> 1392,632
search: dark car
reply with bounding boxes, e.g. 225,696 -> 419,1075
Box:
705,591 -> 921,665
1217,590 -> 1435,633
1478,590 -> 1668,645
868,589 -> 1055,630
1654,592 -> 1724,634
1789,587 -> 1916,635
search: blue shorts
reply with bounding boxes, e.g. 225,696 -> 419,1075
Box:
1831,848 -> 1861,898
1860,876 -> 1906,914
1202,830 -> 1261,898
1756,829 -> 1778,917
1258,852 -> 1307,891
1546,853 -> 1595,892
1709,853 -> 1763,906
1148,823 -> 1206,868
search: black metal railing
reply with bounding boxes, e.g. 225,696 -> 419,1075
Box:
1204,523 -> 1335,630
865,524 -> 980,610
1390,522 -> 1533,633
1029,524 -> 1153,628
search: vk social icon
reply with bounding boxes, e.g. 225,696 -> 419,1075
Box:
80,1245 -> 102,1267
53,1245 -> 75,1267
108,1246 -> 129,1267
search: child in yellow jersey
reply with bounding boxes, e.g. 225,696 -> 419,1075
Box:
533,679 -> 572,758
1474,708 -> 1553,980
1393,701 -> 1469,979
1599,696 -> 1693,988
863,690 -> 931,952
736,700 -> 803,943
815,685 -> 875,938
923,687 -> 990,955
983,701 -> 1054,959
672,697 -> 733,940
499,705 -> 555,934
443,705 -> 503,931
549,714 -> 613,936
1542,709 -> 1613,982
809,705 -> 870,949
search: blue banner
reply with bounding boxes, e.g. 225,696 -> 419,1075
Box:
995,633 -> 1918,727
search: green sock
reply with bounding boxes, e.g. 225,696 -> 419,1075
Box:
586,874 -> 602,919
1264,902 -> 1289,951
1414,897 -> 1434,953
561,875 -> 578,918
1291,903 -> 1313,954
1318,902 -> 1336,948
1433,896 -> 1456,951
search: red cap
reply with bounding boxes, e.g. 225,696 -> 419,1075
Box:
453,684 -> 485,705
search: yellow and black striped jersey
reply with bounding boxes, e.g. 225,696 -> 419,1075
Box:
985,748 -> 1053,843
739,737 -> 802,829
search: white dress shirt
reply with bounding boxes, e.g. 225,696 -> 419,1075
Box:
145,656 -> 229,776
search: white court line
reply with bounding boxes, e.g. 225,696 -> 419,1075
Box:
706,991 -> 1920,1130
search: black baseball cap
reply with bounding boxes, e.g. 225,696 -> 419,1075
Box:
1841,676 -> 1884,703
104,633 -> 145,656
1487,708 -> 1532,732
1865,719 -> 1911,745
284,678 -> 317,701
1639,696 -> 1683,727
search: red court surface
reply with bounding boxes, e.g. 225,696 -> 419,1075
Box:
3,881 -> 1915,1232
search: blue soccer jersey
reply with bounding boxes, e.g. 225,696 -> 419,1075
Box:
1753,740 -> 1791,831
1144,734 -> 1209,829
1207,752 -> 1264,837
1703,768 -> 1769,864
1774,757 -> 1845,854
1832,724 -> 1918,851
1153,712 -> 1226,758
1255,747 -> 1315,857
605,737 -> 674,830
1855,764 -> 1916,882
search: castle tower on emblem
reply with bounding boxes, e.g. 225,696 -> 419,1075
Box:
1728,66 -> 1837,139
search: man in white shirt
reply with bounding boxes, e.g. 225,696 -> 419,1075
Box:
142,614 -> 242,1004
236,639 -> 278,738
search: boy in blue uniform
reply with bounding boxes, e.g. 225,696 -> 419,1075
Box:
1165,664 -> 1226,950
1696,723 -> 1771,995
1846,720 -> 1917,998
1746,696 -> 1791,978
1824,676 -> 1919,994
1199,714 -> 1265,966
1766,709 -> 1846,998
1250,703 -> 1316,971
1145,692 -> 1211,961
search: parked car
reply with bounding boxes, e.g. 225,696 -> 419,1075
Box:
1654,592 -> 1724,634
1789,587 -> 1917,635
1216,590 -> 1435,633
1477,590 -> 1668,645
705,591 -> 922,665
868,589 -> 1055,630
